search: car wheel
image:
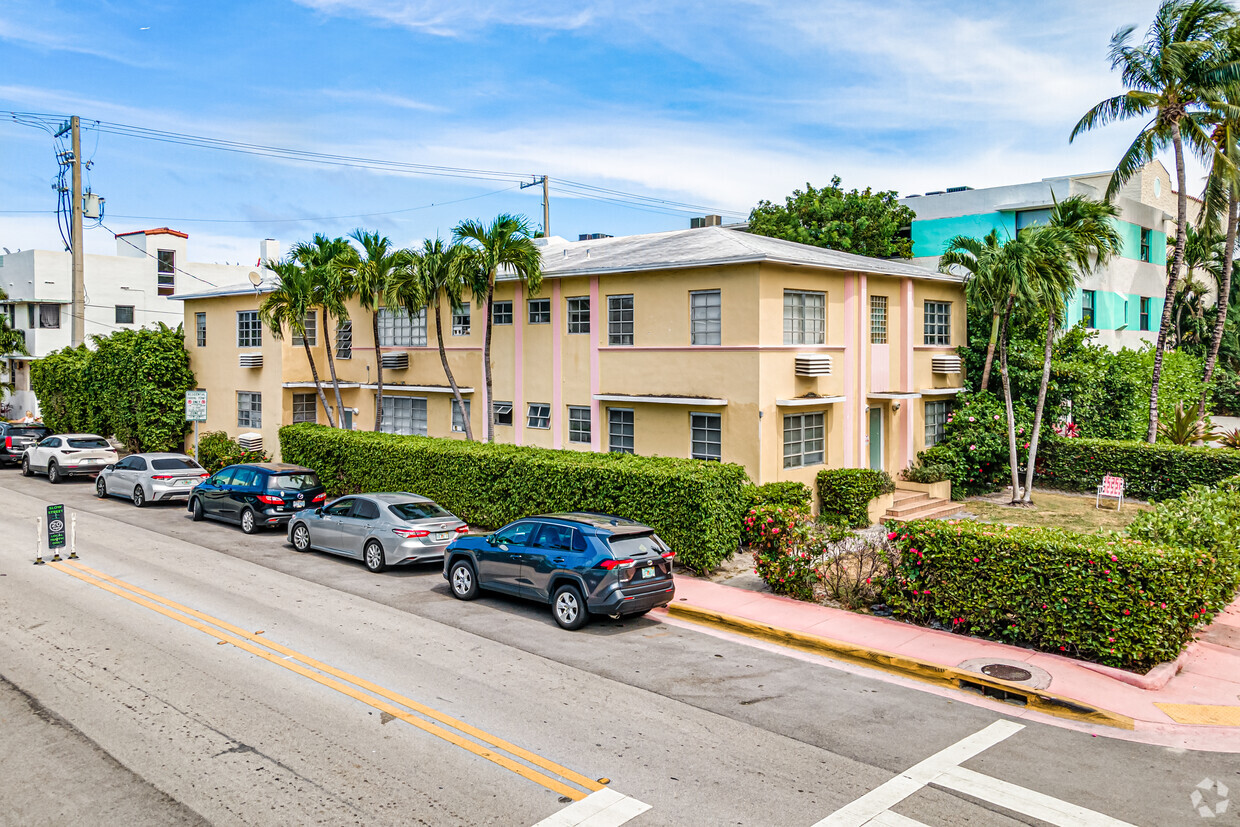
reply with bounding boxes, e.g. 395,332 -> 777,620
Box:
47,462 -> 61,484
190,498 -> 204,521
363,540 -> 387,573
95,476 -> 108,498
552,583 -> 589,631
21,457 -> 32,477
291,523 -> 312,552
132,486 -> 147,508
240,508 -> 258,534
449,559 -> 478,600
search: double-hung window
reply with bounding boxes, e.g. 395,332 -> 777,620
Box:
925,400 -> 949,448
377,308 -> 427,347
381,396 -> 428,436
492,301 -> 513,325
608,409 -> 634,453
451,304 -> 470,336
292,393 -> 317,424
870,296 -> 888,344
237,392 -> 262,429
690,290 -> 721,345
335,319 -> 352,358
608,295 -> 634,345
157,250 -> 175,296
527,403 -> 550,429
195,312 -> 207,347
923,301 -> 951,345
1139,297 -> 1151,331
528,298 -> 550,324
1082,290 -> 1096,329
783,290 -> 825,344
567,297 -> 590,333
783,412 -> 824,468
291,311 -> 317,347
237,310 -> 262,347
452,399 -> 470,432
568,406 -> 591,443
690,413 -> 721,461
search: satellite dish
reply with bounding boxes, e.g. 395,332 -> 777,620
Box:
248,271 -> 262,287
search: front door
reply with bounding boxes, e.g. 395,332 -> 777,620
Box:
869,407 -> 884,471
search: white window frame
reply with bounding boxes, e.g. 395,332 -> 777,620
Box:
568,406 -> 591,443
377,308 -> 427,347
493,401 -> 514,426
157,249 -> 175,296
292,392 -> 317,424
528,298 -> 551,324
567,297 -> 590,334
380,396 -> 428,436
237,310 -> 262,348
452,399 -> 471,432
923,301 -> 951,346
492,301 -> 513,325
925,400 -> 950,448
608,295 -> 634,346
783,412 -> 825,468
690,289 -> 721,346
451,304 -> 470,336
195,312 -> 206,347
608,408 -> 634,454
870,295 -> 888,345
783,290 -> 825,345
527,403 -> 551,429
291,311 -> 317,347
237,391 -> 262,429
690,412 -> 722,461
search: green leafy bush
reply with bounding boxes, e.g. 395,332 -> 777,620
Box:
901,463 -> 951,484
279,424 -> 749,573
753,538 -> 818,601
881,519 -> 1230,669
1037,437 -> 1240,501
741,505 -> 809,553
742,481 -> 812,512
817,468 -> 895,527
1217,474 -> 1240,492
1127,487 -> 1240,608
195,430 -> 272,474
916,392 -> 1030,499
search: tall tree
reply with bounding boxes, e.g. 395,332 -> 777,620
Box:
341,230 -> 409,431
939,230 -> 1007,391
748,176 -> 918,258
452,215 -> 543,443
258,259 -> 335,427
1071,0 -> 1240,442
293,234 -> 353,428
412,237 -> 474,441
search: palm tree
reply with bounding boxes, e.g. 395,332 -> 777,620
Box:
452,215 -> 543,442
940,230 -> 1006,391
259,259 -> 335,427
411,237 -> 474,441
293,234 -> 353,428
340,230 -> 409,431
1071,0 -> 1239,442
1021,198 -> 1123,504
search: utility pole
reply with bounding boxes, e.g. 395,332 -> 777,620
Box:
521,176 -> 550,238
55,116 -> 86,346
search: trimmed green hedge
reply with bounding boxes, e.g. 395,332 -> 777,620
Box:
1037,437 -> 1240,501
743,481 -> 813,512
882,520 -> 1233,669
279,424 -> 749,572
1128,486 -> 1240,609
817,468 -> 894,527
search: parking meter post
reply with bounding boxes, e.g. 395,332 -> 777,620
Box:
34,516 -> 44,565
68,513 -> 79,560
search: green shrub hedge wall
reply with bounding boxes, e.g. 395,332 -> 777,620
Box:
817,468 -> 895,527
1128,487 -> 1240,609
279,424 -> 749,572
742,481 -> 813,512
196,430 -> 272,474
882,520 -> 1231,669
1037,437 -> 1240,501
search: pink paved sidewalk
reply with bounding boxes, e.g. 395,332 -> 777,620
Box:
659,575 -> 1240,746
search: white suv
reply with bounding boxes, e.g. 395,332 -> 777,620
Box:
23,434 -> 118,484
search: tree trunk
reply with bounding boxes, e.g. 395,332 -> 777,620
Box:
999,333 -> 1022,504
436,295 -> 473,441
979,308 -> 1001,392
372,309 -> 384,431
322,308 -> 346,428
1200,192 -> 1238,417
483,277 -> 496,443
1148,122 -> 1189,442
1022,311 -> 1057,504
301,340 -> 335,428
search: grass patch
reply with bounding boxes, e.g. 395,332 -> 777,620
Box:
961,489 -> 1149,534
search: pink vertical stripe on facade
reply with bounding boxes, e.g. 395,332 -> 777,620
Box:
513,282 -> 524,446
902,277 -> 915,470
858,274 -> 868,469
842,277 -> 855,467
589,277 -> 601,452
479,295 -> 489,424
551,280 -> 563,449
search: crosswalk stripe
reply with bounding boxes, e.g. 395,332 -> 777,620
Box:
532,788 -> 652,827
935,766 -> 1132,826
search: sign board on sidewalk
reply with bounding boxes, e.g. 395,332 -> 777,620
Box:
185,390 -> 208,422
47,504 -> 66,550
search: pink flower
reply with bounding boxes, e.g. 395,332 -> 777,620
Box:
972,557 -> 980,562
968,416 -> 975,422
969,444 -> 977,450
994,414 -> 1000,421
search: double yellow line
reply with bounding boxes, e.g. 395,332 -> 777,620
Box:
48,560 -> 604,801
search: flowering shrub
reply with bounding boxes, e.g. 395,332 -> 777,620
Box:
916,392 -> 1030,499
741,505 -> 808,554
881,519 -> 1232,669
753,539 -> 818,601
1052,420 -> 1080,438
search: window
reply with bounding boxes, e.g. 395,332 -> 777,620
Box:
39,304 -> 60,329
1015,209 -> 1051,233
567,297 -> 590,334
115,305 -> 134,325
232,467 -> 259,489
783,412 -> 825,468
528,298 -> 551,324
493,401 -> 513,426
325,498 -> 355,517
380,396 -> 428,436
923,301 -> 951,345
783,290 -> 825,345
689,290 -> 721,345
292,393 -> 317,424
492,301 -> 513,325
291,311 -> 317,347
452,399 -> 470,432
568,406 -> 591,443
925,401 -> 950,448
377,308 -> 426,347
870,295 -> 888,344
195,312 -> 206,347
237,310 -> 262,347
1139,297 -> 1151,331
336,319 -> 352,358
608,408 -> 634,453
608,295 -> 634,345
691,412 -> 722,461
27,304 -> 35,329
451,304 -> 470,336
157,249 -> 175,296
353,499 -> 380,520
527,403 -> 550,429
237,392 -> 262,429
1140,228 -> 1152,263
1082,290 -> 1096,329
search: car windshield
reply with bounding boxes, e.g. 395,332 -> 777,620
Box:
67,437 -> 109,449
9,428 -> 47,438
269,472 -> 320,491
607,533 -> 658,558
388,502 -> 452,521
151,457 -> 202,471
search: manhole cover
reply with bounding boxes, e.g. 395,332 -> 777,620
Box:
981,664 -> 1033,682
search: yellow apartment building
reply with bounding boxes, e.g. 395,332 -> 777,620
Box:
173,226 -> 966,490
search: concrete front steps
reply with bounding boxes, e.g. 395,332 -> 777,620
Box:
883,487 -> 964,524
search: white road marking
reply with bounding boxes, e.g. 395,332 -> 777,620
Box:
532,787 -> 652,827
867,811 -> 929,827
935,766 -> 1132,827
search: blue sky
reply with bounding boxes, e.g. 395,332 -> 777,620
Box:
0,0 -> 1198,265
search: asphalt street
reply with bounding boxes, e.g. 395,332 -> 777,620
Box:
0,470 -> 1237,826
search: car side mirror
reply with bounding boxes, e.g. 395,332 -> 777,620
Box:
104,464 -> 114,471
314,507 -> 323,515
486,535 -> 499,546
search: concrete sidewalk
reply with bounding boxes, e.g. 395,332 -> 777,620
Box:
657,574 -> 1240,751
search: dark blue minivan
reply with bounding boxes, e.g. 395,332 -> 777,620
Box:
189,463 -> 326,534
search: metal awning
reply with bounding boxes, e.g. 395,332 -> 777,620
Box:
776,396 -> 846,407
593,394 -> 727,406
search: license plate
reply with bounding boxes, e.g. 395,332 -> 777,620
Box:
640,566 -> 655,579
434,532 -> 449,541
293,501 -> 304,509
178,478 -> 194,485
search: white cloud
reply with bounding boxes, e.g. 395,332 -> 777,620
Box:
292,0 -> 598,36
318,88 -> 445,113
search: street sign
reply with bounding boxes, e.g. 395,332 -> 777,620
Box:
47,504 -> 66,550
186,390 -> 207,422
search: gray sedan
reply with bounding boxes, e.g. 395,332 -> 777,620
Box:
287,493 -> 468,573
95,453 -> 208,507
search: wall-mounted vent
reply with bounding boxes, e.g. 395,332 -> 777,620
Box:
795,354 -> 832,376
381,351 -> 409,370
239,353 -> 263,368
237,432 -> 263,452
932,355 -> 963,374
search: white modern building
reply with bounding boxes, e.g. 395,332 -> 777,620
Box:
1,228 -> 278,416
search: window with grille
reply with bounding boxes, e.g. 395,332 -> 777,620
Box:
527,403 -> 550,429
1081,290 -> 1096,329
452,399 -> 470,432
115,305 -> 134,325
870,296 -> 888,344
237,392 -> 262,429
377,308 -> 427,347
608,295 -> 633,345
292,393 -> 317,424
567,297 -> 590,333
690,290 -> 721,345
528,298 -> 550,324
237,310 -> 262,347
923,301 -> 951,345
566,406 -> 591,443
195,312 -> 206,347
783,290 -> 825,344
157,250 -> 175,296
783,412 -> 824,468
493,401 -> 513,426
451,304 -> 470,336
1139,297 -> 1151,331
925,400 -> 950,447
492,301 -> 513,325
380,396 -> 428,435
691,412 -> 721,461
291,311 -> 317,347
608,408 -> 634,453
335,319 -> 352,358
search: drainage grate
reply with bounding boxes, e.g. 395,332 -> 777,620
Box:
981,664 -> 1033,682
959,679 -> 1029,707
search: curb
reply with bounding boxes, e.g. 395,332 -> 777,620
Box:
666,602 -> 1136,731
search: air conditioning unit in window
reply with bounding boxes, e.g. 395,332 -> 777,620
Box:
794,354 -> 832,376
239,353 -> 263,368
237,432 -> 263,452
381,351 -> 409,370
932,355 -> 963,374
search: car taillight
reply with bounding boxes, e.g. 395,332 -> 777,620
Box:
597,558 -> 636,570
199,473 -> 209,479
311,492 -> 327,503
151,475 -> 174,480
661,551 -> 675,560
393,528 -> 430,538
455,525 -> 470,533
257,494 -> 283,505
4,437 -> 10,449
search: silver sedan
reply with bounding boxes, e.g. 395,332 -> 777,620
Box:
287,492 -> 468,573
96,453 -> 208,507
